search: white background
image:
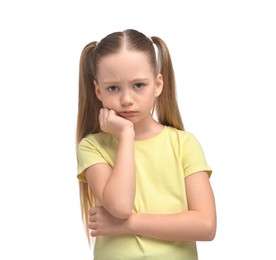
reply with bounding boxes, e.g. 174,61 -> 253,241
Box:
0,0 -> 275,259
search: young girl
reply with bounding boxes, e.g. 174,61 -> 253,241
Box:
76,29 -> 216,260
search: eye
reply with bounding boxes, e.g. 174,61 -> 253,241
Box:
134,83 -> 144,89
107,86 -> 119,92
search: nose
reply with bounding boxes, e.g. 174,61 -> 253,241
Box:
120,89 -> 134,107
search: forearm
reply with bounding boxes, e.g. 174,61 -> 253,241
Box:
103,135 -> 135,219
90,172 -> 217,240
128,211 -> 216,241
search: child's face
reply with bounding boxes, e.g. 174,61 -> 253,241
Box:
94,50 -> 163,125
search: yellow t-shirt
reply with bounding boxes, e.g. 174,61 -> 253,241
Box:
77,126 -> 212,260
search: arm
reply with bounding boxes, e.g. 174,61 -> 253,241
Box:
89,171 -> 216,241
85,108 -> 136,219
128,171 -> 216,241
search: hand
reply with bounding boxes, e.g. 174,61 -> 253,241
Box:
99,108 -> 135,139
89,206 -> 130,237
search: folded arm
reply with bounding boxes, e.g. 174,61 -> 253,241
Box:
89,171 -> 216,241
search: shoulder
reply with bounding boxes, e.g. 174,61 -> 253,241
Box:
77,132 -> 115,157
165,127 -> 206,158
169,128 -> 212,177
165,126 -> 197,144
78,132 -> 112,148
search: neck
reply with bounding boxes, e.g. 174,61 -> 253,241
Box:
134,118 -> 164,141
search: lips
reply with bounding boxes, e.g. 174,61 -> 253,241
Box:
119,111 -> 138,117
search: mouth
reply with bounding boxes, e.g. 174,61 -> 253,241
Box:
119,110 -> 138,117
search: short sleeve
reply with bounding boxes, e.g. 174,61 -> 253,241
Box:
77,137 -> 108,182
182,132 -> 212,178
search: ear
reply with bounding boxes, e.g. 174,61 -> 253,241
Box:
94,80 -> 102,101
154,74 -> 163,97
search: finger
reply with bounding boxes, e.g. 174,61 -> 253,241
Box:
107,109 -> 116,116
103,108 -> 112,123
89,207 -> 97,216
106,109 -> 118,122
88,221 -> 97,230
102,107 -> 108,114
89,214 -> 96,223
90,229 -> 97,237
99,108 -> 104,125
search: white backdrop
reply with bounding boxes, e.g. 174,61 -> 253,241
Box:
0,0 -> 275,259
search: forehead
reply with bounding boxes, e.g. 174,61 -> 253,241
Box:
97,50 -> 154,80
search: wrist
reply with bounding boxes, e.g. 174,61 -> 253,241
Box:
127,212 -> 138,235
118,127 -> 135,141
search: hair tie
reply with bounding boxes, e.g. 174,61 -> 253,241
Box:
149,37 -> 160,73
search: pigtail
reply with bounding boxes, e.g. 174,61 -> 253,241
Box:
76,41 -> 100,245
77,41 -> 102,144
151,37 -> 184,131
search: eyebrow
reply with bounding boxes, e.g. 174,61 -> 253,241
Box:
101,78 -> 149,85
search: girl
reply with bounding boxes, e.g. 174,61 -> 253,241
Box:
76,29 -> 216,260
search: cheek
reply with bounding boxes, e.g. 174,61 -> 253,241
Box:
100,96 -> 116,109
143,96 -> 156,109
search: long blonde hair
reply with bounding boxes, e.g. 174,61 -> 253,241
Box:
76,29 -> 184,243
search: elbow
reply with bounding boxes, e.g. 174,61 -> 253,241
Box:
102,193 -> 134,219
113,207 -> 132,219
102,205 -> 132,219
202,219 -> 217,241
108,201 -> 132,219
111,199 -> 133,219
